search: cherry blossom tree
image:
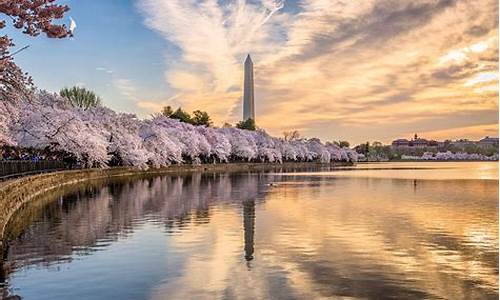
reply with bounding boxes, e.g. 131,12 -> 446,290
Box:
14,91 -> 108,167
402,151 -> 497,161
306,138 -> 330,162
152,117 -> 211,163
0,0 -> 71,102
254,130 -> 282,162
196,126 -> 231,163
220,127 -> 258,161
82,106 -> 149,168
140,119 -> 183,167
4,91 -> 362,167
279,139 -> 299,161
0,99 -> 19,144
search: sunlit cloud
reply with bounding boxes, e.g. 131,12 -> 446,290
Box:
137,94 -> 182,112
464,72 -> 498,87
137,0 -> 498,144
470,41 -> 489,53
438,40 -> 492,65
113,78 -> 138,100
439,50 -> 468,65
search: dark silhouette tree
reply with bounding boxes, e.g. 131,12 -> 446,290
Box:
192,110 -> 212,126
161,105 -> 173,117
160,106 -> 213,127
283,130 -> 300,141
354,142 -> 370,155
339,140 -> 350,148
236,118 -> 256,131
170,107 -> 192,124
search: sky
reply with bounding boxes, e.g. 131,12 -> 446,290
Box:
5,0 -> 499,145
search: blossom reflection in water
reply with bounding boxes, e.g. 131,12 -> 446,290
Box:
1,163 -> 498,300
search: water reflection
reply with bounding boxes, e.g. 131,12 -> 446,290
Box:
294,161 -> 499,180
0,163 -> 498,300
243,200 -> 255,263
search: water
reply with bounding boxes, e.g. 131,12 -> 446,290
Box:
0,162 -> 498,299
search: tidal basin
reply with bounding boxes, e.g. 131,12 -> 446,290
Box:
1,162 -> 498,299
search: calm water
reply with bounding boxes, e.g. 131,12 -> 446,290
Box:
0,162 -> 498,299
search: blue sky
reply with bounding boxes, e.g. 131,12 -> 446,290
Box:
6,0 -> 171,113
6,0 -> 301,115
4,0 -> 498,144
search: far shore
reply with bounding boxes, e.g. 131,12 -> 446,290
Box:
358,160 -> 498,163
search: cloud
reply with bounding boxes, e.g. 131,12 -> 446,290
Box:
113,78 -> 138,100
291,0 -> 458,61
137,0 -> 289,121
464,72 -> 498,87
136,94 -> 182,112
96,67 -> 114,74
438,38 -> 493,65
137,0 -> 498,143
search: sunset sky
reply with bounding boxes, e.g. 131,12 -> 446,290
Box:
6,0 -> 499,144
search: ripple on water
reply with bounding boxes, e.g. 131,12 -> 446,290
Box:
0,163 -> 498,300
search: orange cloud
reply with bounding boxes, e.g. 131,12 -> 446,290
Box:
137,0 -> 499,144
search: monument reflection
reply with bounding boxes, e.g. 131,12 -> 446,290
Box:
0,164 -> 497,300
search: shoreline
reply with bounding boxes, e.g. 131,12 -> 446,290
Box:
358,160 -> 498,163
0,161 -> 352,245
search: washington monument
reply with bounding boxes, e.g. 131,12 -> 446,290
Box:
243,54 -> 255,121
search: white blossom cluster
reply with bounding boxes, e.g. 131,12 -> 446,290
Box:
1,91 -> 358,168
402,151 -> 498,161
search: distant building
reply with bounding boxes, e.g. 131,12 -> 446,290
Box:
478,136 -> 499,148
391,139 -> 410,148
391,135 -> 499,151
391,134 -> 437,149
243,54 -> 255,121
450,139 -> 475,149
427,140 -> 438,147
412,138 -> 429,148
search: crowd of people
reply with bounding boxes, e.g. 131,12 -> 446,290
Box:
0,146 -> 80,167
1,146 -> 55,161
